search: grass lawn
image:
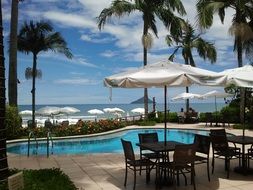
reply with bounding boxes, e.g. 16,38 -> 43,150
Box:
0,168 -> 77,190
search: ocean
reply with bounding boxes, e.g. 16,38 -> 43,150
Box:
19,102 -> 226,120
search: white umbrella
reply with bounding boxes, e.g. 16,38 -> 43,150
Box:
103,108 -> 112,113
105,60 -> 226,88
104,60 -> 225,142
131,108 -> 145,114
200,90 -> 233,126
36,106 -> 61,116
19,110 -> 33,116
88,109 -> 104,115
110,107 -> 125,113
103,107 -> 125,113
171,92 -> 201,101
60,106 -> 80,115
219,65 -> 253,88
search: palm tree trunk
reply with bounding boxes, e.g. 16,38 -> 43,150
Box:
8,0 -> 19,106
32,53 -> 37,128
0,0 -> 9,181
143,21 -> 148,116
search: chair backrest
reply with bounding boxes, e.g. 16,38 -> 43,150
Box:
138,133 -> 158,151
194,134 -> 210,155
173,144 -> 196,166
210,129 -> 228,151
121,139 -> 135,161
138,132 -> 158,144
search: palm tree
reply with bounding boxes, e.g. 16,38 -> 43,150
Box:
17,21 -> 73,128
0,0 -> 9,181
97,0 -> 186,115
167,21 -> 217,113
196,0 -> 253,123
8,0 -> 24,106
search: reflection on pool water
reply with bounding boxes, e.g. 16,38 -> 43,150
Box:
7,129 -> 209,155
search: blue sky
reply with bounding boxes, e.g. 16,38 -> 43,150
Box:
2,0 -> 246,105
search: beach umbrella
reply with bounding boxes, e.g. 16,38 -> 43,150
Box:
110,107 -> 125,113
103,108 -> 112,113
88,109 -> 104,115
19,110 -> 33,116
219,65 -> 253,136
36,106 -> 61,116
171,92 -> 201,101
200,90 -> 233,126
103,107 -> 125,113
219,65 -> 253,88
131,108 -> 145,114
60,106 -> 80,115
104,60 -> 225,142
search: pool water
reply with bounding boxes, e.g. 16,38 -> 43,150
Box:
7,129 -> 209,155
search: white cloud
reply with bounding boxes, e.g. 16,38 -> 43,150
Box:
44,11 -> 97,28
54,78 -> 100,85
80,34 -> 115,43
100,50 -> 118,58
39,52 -> 98,68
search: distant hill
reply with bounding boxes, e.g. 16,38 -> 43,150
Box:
130,97 -> 153,104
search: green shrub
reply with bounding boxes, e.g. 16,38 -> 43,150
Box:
220,106 -> 240,123
137,120 -> 156,126
6,105 -> 22,139
168,112 -> 178,122
0,168 -> 77,190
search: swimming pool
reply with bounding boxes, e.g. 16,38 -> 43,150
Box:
7,128 -> 209,155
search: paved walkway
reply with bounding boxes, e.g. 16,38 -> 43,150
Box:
7,123 -> 253,190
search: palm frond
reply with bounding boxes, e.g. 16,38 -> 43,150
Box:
97,0 -> 136,30
163,0 -> 186,15
25,67 -> 42,79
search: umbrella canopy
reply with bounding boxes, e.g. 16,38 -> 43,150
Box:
104,60 -> 225,142
171,92 -> 201,101
103,107 -> 125,113
200,90 -> 233,99
200,90 -> 233,126
105,60 -> 226,88
36,106 -> 61,116
60,106 -> 80,115
103,108 -> 112,113
131,108 -> 145,114
19,110 -> 33,116
88,109 -> 104,115
219,65 -> 253,88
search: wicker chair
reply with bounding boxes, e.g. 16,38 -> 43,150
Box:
247,144 -> 253,167
138,133 -> 165,163
121,139 -> 151,190
156,144 -> 197,190
194,134 -> 211,181
210,129 -> 241,178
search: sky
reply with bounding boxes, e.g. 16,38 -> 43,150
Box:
2,0 -> 247,105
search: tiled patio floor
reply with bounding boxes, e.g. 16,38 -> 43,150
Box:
7,123 -> 253,190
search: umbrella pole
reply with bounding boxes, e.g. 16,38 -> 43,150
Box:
215,96 -> 218,126
164,86 -> 167,144
243,88 -> 246,138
